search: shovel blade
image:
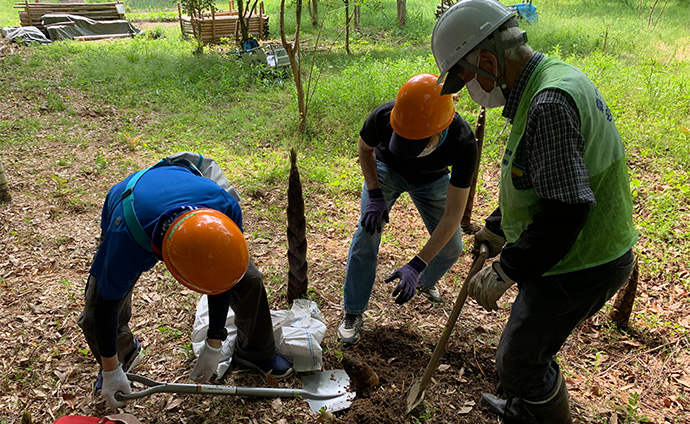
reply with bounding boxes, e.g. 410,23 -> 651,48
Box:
406,379 -> 425,413
302,369 -> 354,413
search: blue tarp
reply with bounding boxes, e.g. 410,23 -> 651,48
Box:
509,3 -> 538,23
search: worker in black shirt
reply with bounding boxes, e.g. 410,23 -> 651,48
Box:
337,73 -> 478,345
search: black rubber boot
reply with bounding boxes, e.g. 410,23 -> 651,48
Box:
522,374 -> 573,424
478,371 -> 572,424
479,393 -> 536,424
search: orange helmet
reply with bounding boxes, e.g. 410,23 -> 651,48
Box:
390,73 -> 455,140
162,208 -> 249,295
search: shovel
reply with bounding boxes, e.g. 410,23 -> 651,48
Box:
116,370 -> 354,413
406,243 -> 489,413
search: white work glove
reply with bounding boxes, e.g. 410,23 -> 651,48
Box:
473,226 -> 506,258
468,262 -> 516,311
101,364 -> 131,409
190,340 -> 222,383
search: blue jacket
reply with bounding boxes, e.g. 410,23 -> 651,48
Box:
90,165 -> 243,300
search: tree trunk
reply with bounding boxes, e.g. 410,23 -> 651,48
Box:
354,3 -> 360,31
397,0 -> 406,27
238,0 -> 259,44
0,158 -> 11,204
286,149 -> 308,303
280,0 -> 307,132
308,0 -> 318,28
344,0 -> 351,54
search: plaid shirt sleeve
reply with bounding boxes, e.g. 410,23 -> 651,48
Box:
522,88 -> 596,205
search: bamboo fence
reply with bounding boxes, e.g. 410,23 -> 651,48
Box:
178,1 -> 269,45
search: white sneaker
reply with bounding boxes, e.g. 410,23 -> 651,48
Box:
337,314 -> 363,345
419,286 -> 442,302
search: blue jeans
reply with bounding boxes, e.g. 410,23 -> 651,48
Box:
343,161 -> 464,314
496,248 -> 635,401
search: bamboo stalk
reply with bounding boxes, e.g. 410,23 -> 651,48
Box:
462,106 -> 485,230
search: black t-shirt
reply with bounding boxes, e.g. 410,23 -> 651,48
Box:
360,101 -> 478,188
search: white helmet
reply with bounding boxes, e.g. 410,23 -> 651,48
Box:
432,0 -> 525,95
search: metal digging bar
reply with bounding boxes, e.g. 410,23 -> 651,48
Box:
406,243 -> 489,413
117,370 -> 354,413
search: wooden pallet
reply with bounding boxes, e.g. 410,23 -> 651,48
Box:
14,1 -> 126,31
178,1 -> 269,45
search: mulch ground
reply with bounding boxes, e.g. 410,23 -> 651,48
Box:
1,35 -> 690,424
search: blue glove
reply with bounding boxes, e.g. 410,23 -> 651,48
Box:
386,256 -> 427,305
361,188 -> 389,234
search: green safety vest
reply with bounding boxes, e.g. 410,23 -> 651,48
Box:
500,57 -> 637,275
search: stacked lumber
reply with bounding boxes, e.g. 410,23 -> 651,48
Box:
436,1 -> 457,19
14,1 -> 126,31
178,2 -> 269,45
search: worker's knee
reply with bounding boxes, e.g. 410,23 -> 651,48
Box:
495,347 -> 531,396
496,349 -> 559,400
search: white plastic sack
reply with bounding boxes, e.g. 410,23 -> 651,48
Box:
191,296 -> 326,379
190,295 -> 238,379
270,299 -> 327,372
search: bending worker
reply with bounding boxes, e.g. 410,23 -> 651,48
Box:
431,0 -> 637,422
337,73 -> 478,345
78,152 -> 293,409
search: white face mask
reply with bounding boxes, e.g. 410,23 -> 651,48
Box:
465,55 -> 506,109
466,78 -> 506,109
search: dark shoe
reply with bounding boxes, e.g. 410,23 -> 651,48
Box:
479,393 -> 535,424
122,337 -> 144,373
94,337 -> 143,391
337,313 -> 363,345
523,372 -> 572,424
234,353 -> 294,379
94,372 -> 103,391
479,368 -> 572,424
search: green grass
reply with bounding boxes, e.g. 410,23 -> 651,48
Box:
0,0 -> 18,26
1,0 -> 689,320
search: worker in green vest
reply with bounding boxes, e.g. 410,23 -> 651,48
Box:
431,1 -> 637,423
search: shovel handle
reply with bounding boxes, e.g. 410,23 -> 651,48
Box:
406,243 -> 489,411
115,372 -> 351,402
116,376 -> 307,400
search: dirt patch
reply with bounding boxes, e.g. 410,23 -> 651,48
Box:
1,47 -> 690,424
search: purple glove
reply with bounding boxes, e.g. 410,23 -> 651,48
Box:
386,256 -> 427,305
361,188 -> 389,234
